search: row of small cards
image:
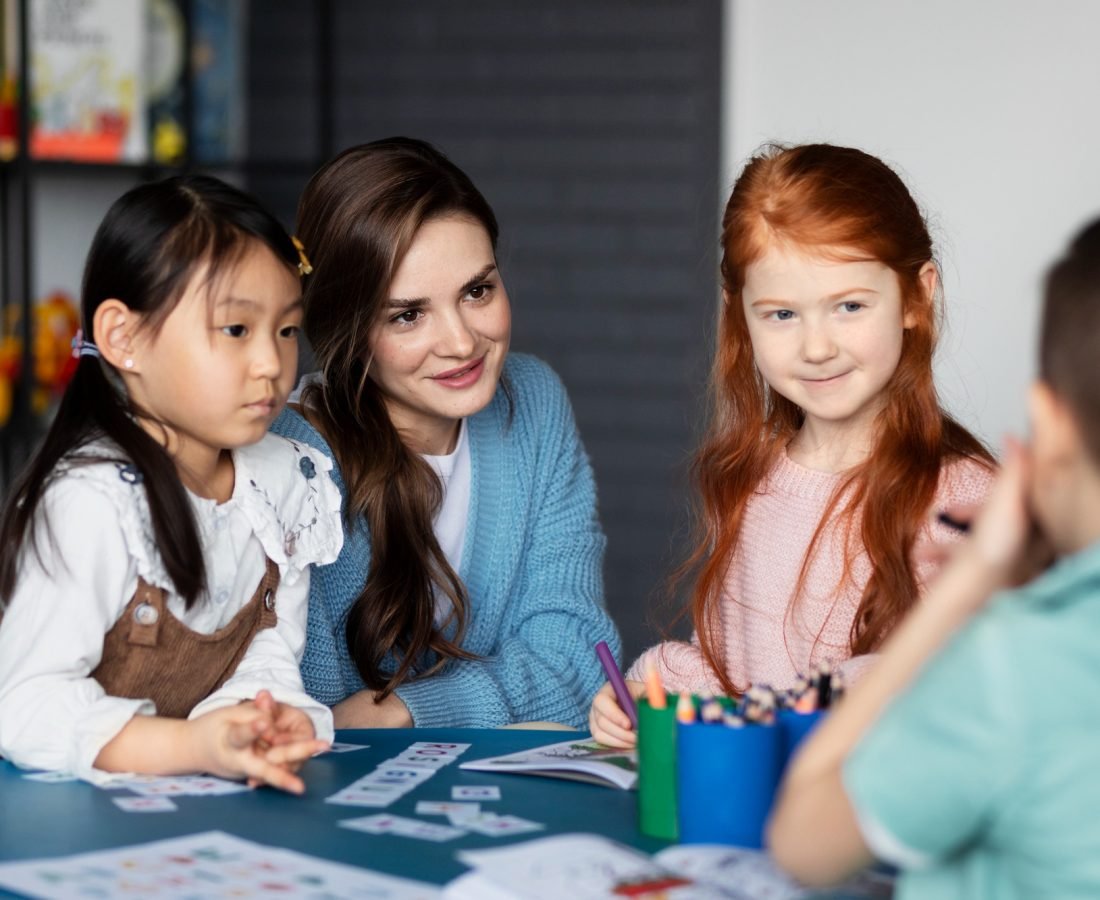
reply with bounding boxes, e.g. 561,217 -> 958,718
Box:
340,807 -> 543,842
325,742 -> 471,808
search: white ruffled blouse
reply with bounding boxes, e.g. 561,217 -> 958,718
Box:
0,433 -> 342,784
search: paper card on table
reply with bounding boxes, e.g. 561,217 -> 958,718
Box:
340,814 -> 467,842
369,764 -> 436,782
416,801 -> 480,818
453,834 -> 688,900
452,785 -> 501,800
326,782 -> 405,808
112,796 -> 178,813
178,776 -> 251,796
463,813 -> 544,838
123,777 -> 196,796
21,770 -> 77,783
339,813 -> 402,834
0,831 -> 440,900
390,753 -> 455,770
408,741 -> 471,754
326,741 -> 370,753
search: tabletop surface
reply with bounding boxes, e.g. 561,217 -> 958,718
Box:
0,728 -> 666,890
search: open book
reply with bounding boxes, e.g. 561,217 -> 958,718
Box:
458,739 -> 638,790
444,833 -> 894,900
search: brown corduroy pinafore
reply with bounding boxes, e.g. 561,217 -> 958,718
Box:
90,558 -> 280,719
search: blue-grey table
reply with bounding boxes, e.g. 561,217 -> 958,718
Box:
0,728 -> 663,892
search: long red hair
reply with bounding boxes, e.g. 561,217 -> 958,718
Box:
684,144 -> 994,696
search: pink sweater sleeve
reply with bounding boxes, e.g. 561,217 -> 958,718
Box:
625,638 -> 725,695
914,455 -> 997,587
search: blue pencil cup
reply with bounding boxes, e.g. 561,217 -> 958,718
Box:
778,709 -> 825,769
675,721 -> 782,848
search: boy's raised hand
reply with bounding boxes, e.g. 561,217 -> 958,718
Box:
965,437 -> 1053,589
588,680 -> 645,748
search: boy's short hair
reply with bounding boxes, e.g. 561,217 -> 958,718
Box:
1040,218 -> 1100,465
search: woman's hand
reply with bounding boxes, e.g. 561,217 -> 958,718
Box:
332,689 -> 413,729
190,697 -> 327,794
588,680 -> 645,748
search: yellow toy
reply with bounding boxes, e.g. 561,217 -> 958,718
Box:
0,293 -> 81,427
32,292 -> 81,415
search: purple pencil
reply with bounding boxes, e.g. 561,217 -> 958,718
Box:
595,640 -> 638,731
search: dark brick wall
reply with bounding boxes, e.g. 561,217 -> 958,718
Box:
246,1 -> 721,662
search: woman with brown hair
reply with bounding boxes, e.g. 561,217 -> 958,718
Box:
272,136 -> 619,728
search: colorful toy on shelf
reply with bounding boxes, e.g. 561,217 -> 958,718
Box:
0,292 -> 81,427
0,313 -> 22,429
32,292 -> 80,415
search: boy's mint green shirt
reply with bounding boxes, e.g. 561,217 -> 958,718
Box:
844,540 -> 1100,900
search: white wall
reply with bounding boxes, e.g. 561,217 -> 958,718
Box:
723,0 -> 1100,446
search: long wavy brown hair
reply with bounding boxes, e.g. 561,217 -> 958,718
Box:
295,137 -> 500,698
683,144 -> 994,697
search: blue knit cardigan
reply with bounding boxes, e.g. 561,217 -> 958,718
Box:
271,353 -> 621,728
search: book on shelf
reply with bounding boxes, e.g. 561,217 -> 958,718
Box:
191,0 -> 247,165
29,0 -> 148,163
459,738 -> 638,790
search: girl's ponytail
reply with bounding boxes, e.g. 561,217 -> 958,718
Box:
0,353 -> 203,607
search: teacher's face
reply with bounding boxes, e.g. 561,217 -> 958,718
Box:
369,214 -> 511,455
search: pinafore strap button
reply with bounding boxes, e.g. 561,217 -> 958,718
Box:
133,602 -> 158,626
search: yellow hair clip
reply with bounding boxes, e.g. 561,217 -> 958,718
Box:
291,236 -> 313,276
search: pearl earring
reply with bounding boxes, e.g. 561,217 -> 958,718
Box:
123,359 -> 134,370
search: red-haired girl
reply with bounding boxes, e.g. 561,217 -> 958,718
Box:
590,144 -> 995,747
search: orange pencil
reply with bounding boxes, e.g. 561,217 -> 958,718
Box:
644,666 -> 666,709
675,692 -> 696,724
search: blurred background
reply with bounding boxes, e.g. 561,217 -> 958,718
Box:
1,1 -> 1098,662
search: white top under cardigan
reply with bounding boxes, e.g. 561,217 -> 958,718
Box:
0,433 -> 342,784
421,418 -> 471,623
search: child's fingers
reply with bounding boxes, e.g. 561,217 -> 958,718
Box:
591,712 -> 637,749
593,685 -> 632,730
224,712 -> 272,749
241,756 -> 306,795
253,689 -> 275,709
263,739 -> 330,767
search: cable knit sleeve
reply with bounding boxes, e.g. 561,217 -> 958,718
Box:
625,639 -> 725,695
915,454 -> 997,588
394,356 -> 621,728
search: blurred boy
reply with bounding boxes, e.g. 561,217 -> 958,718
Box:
768,219 -> 1100,898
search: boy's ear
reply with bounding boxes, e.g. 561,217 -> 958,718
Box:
1028,380 -> 1083,465
905,261 -> 938,329
92,300 -> 142,373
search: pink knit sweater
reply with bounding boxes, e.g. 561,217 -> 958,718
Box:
626,452 -> 994,694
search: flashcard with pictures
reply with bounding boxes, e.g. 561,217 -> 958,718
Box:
326,781 -> 405,808
0,831 -> 439,900
389,753 -> 454,770
407,741 -> 471,754
123,777 -> 195,796
178,776 -> 251,796
415,801 -> 481,817
339,814 -> 467,842
21,770 -> 77,783
325,741 -> 370,753
452,785 -> 501,800
112,796 -> 178,813
366,766 -> 435,787
463,813 -> 545,838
